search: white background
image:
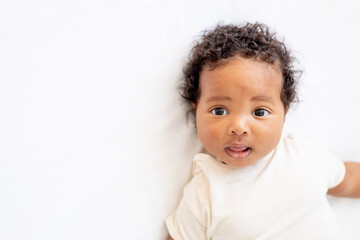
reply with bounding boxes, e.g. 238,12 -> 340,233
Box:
1,0 -> 360,239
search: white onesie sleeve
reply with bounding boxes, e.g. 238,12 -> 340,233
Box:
323,151 -> 346,189
291,133 -> 346,190
166,172 -> 210,240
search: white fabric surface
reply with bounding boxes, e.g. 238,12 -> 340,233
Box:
166,132 -> 345,239
1,1 -> 360,240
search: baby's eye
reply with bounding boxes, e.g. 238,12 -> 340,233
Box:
211,107 -> 228,116
253,108 -> 270,117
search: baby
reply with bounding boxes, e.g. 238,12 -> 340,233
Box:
166,23 -> 360,240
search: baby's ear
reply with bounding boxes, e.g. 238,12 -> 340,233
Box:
191,102 -> 197,111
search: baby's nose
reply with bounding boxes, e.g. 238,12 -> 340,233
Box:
227,116 -> 249,136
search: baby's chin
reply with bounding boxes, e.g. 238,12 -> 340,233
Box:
217,151 -> 260,168
220,148 -> 276,168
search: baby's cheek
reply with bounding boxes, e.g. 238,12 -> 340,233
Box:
199,128 -> 215,145
263,129 -> 283,150
198,126 -> 221,150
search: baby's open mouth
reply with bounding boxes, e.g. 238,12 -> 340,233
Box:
225,145 -> 252,160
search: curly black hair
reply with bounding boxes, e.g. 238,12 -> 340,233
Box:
180,22 -> 301,120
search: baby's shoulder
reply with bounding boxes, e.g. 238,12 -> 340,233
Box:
281,131 -> 339,164
282,131 -> 326,152
181,155 -> 212,212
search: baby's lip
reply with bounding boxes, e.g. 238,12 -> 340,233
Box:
226,144 -> 249,152
225,144 -> 252,160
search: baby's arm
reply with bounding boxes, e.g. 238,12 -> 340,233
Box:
167,236 -> 174,240
327,162 -> 360,198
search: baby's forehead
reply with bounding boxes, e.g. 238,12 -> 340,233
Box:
200,57 -> 283,84
199,57 -> 283,97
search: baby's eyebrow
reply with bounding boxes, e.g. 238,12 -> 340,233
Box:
251,96 -> 275,105
206,96 -> 232,103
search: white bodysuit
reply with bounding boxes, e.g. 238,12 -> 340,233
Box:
166,132 -> 346,240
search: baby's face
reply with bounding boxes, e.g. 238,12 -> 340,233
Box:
194,57 -> 285,168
